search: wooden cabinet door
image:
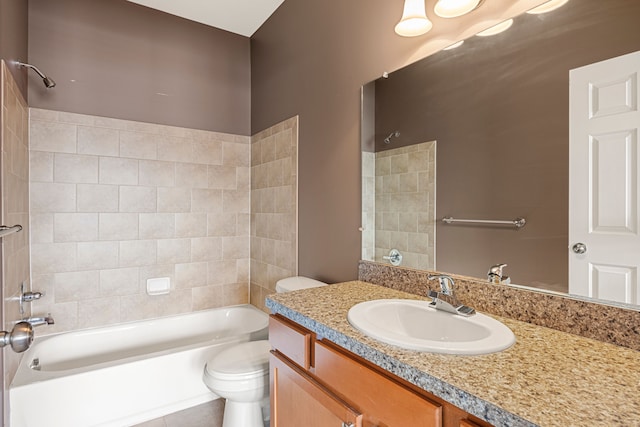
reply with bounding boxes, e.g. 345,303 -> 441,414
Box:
314,340 -> 442,427
271,352 -> 363,427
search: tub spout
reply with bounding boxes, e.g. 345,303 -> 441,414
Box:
25,314 -> 54,327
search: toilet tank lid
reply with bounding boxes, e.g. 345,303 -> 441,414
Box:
276,276 -> 327,292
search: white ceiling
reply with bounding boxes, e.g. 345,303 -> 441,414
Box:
126,0 -> 285,37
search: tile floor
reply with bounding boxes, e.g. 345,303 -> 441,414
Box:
133,399 -> 225,427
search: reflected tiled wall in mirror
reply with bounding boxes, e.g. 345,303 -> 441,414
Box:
366,141 -> 436,270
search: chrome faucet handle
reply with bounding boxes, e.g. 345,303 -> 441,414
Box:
427,274 -> 455,296
488,263 -> 508,284
382,249 -> 403,266
21,290 -> 44,302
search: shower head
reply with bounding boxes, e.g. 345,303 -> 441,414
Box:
16,62 -> 56,89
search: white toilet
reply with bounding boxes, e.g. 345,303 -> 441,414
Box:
203,276 -> 327,427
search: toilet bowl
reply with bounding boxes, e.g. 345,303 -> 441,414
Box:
203,276 -> 327,427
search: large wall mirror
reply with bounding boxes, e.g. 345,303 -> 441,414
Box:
361,0 -> 640,307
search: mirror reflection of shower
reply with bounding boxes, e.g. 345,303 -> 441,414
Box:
384,130 -> 400,144
16,61 -> 56,88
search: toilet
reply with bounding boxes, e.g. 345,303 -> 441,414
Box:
203,276 -> 327,427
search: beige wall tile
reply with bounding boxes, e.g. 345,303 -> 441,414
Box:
223,236 -> 250,261
139,213 -> 175,239
30,151 -> 54,182
77,126 -> 120,156
207,213 -> 237,237
99,157 -> 139,185
139,160 -> 175,187
176,163 -> 208,188
208,165 -> 237,190
30,120 -> 77,153
54,213 -> 99,242
207,260 -> 237,285
157,187 -> 191,212
77,297 -> 120,329
223,141 -> 250,167
175,262 -> 208,289
99,267 -> 139,297
30,213 -> 54,243
176,213 -> 207,238
193,140 -> 222,165
119,131 -> 158,160
157,238 -> 191,265
120,186 -> 157,213
54,153 -> 99,184
99,213 -> 139,240
31,242 -> 77,273
157,136 -> 194,163
223,190 -> 250,214
119,240 -> 157,267
191,237 -> 222,262
54,270 -> 99,302
223,282 -> 249,306
77,184 -> 119,212
77,241 -> 119,270
31,182 -> 76,212
192,189 -> 223,212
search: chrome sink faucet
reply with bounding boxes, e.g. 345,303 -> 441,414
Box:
427,274 -> 475,317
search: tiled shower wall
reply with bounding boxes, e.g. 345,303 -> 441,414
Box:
374,141 -> 436,270
361,151 -> 375,261
29,108 -> 251,335
1,60 -> 30,417
249,117 -> 298,311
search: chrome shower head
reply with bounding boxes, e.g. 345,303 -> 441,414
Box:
16,62 -> 56,89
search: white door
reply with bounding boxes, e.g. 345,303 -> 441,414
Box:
569,51 -> 640,304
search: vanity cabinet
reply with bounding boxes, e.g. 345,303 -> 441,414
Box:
269,314 -> 493,427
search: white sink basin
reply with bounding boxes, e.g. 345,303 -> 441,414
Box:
347,299 -> 515,355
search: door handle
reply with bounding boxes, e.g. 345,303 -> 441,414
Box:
572,243 -> 587,254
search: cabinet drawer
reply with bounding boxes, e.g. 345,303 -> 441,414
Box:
269,314 -> 313,369
314,340 -> 443,426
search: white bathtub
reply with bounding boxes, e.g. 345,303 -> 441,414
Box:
10,305 -> 269,427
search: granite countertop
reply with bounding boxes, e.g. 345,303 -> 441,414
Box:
265,281 -> 640,427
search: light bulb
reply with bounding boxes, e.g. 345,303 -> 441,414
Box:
395,0 -> 433,37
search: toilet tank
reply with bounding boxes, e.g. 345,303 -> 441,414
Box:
275,276 -> 327,293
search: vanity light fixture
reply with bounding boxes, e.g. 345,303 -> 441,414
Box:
443,40 -> 465,50
395,0 -> 433,37
434,0 -> 481,18
476,19 -> 513,37
526,0 -> 569,14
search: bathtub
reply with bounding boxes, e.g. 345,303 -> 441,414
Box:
10,304 -> 269,427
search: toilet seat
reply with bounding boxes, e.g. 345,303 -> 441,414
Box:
205,340 -> 270,382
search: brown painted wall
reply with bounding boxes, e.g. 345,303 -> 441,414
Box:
0,0 -> 28,98
373,0 -> 640,288
28,0 -> 251,135
251,0 -> 547,282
